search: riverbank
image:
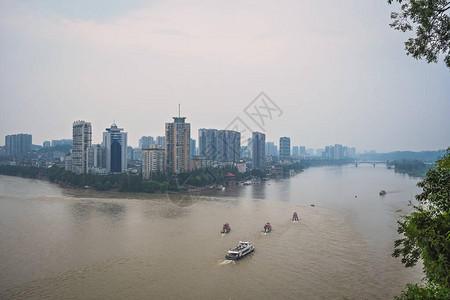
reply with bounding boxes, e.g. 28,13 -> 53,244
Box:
0,164 -> 303,194
391,159 -> 430,178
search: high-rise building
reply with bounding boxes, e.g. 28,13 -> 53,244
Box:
279,137 -> 291,159
190,139 -> 196,159
142,144 -> 165,180
127,146 -> 134,161
299,146 -> 306,157
292,146 -> 299,157
156,136 -> 165,148
199,129 -> 241,163
71,121 -> 92,174
5,134 -> 32,157
199,129 -> 218,161
43,141 -> 51,148
265,142 -> 278,156
252,132 -> 265,170
349,147 -> 356,157
103,123 -> 127,173
165,116 -> 190,174
240,145 -> 251,160
247,138 -> 253,158
87,144 -> 107,174
218,130 -> 240,163
334,144 -> 343,160
139,136 -> 154,149
316,148 -> 324,157
133,148 -> 142,161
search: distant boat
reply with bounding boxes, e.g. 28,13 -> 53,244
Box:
379,190 -> 387,196
221,223 -> 231,234
262,223 -> 272,233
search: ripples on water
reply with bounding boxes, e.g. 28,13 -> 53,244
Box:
0,166 -> 423,299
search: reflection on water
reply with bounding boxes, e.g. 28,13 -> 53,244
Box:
0,166 -> 423,299
71,201 -> 126,222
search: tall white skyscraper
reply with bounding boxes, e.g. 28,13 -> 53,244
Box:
71,121 -> 92,174
103,123 -> 127,174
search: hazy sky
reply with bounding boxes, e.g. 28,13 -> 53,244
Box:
1,0 -> 449,152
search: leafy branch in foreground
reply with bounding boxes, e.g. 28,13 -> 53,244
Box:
393,148 -> 450,299
388,0 -> 450,68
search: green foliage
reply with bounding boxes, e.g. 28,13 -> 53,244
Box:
393,148 -> 450,298
394,282 -> 450,299
104,181 -> 112,191
392,159 -> 430,177
388,0 -> 450,68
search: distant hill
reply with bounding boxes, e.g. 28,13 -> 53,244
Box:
356,150 -> 446,162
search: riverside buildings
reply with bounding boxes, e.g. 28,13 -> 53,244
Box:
139,136 -> 154,149
103,123 -> 127,174
71,121 -> 92,174
198,129 -> 241,163
87,144 -> 107,174
199,129 -> 218,160
5,134 -> 32,157
279,137 -> 291,159
142,145 -> 165,180
252,132 -> 265,170
217,130 -> 240,163
156,136 -> 165,148
165,116 -> 190,174
190,139 -> 196,158
322,144 -> 356,160
292,146 -> 299,157
265,141 -> 278,157
52,139 -> 72,147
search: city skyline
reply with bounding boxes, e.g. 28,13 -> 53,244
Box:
0,1 -> 449,153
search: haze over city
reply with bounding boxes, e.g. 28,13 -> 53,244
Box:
1,0 -> 449,152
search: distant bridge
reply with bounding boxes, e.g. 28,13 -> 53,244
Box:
354,161 -> 389,167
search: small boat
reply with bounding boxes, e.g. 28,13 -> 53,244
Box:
221,223 -> 231,234
225,241 -> 255,260
292,212 -> 299,221
379,190 -> 387,196
216,185 -> 225,191
262,223 -> 272,233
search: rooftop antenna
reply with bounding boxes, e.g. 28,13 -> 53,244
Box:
178,103 -> 181,117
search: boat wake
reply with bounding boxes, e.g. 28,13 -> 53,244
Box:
218,260 -> 235,266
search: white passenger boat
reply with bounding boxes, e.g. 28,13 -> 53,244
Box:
225,241 -> 254,260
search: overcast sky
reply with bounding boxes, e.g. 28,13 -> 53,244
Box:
0,0 -> 449,152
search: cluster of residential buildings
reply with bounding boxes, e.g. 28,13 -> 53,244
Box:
4,134 -> 32,157
2,114 -> 357,178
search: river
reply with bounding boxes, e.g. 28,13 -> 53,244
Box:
0,164 -> 423,299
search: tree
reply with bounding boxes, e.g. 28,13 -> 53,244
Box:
388,0 -> 450,68
393,148 -> 450,299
